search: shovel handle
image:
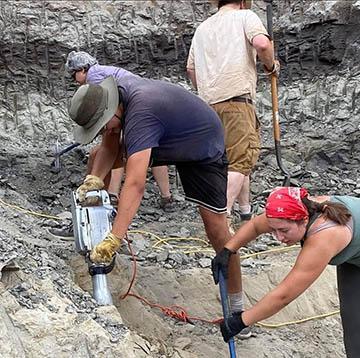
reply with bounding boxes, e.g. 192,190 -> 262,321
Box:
266,2 -> 291,183
270,77 -> 281,142
266,3 -> 280,142
266,2 -> 273,40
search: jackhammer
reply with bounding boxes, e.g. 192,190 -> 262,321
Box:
71,189 -> 116,305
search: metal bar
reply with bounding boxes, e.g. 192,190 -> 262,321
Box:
218,270 -> 237,358
92,273 -> 113,305
51,142 -> 81,173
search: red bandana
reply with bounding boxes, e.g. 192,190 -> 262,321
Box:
265,187 -> 309,220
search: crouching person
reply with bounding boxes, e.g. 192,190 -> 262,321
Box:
212,186 -> 360,357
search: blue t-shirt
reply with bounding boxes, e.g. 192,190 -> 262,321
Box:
120,77 -> 225,165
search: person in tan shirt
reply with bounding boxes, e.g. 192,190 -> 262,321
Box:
187,0 -> 278,333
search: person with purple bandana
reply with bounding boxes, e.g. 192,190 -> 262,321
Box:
212,186 -> 360,357
65,51 -> 174,211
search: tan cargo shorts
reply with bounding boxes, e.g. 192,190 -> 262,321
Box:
211,100 -> 260,176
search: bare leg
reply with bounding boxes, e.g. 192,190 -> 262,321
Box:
152,166 -> 171,198
108,167 -> 124,195
87,145 -> 123,193
237,175 -> 251,212
227,171 -> 245,215
198,206 -> 242,294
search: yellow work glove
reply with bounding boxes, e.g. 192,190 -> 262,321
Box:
90,232 -> 122,263
77,175 -> 104,203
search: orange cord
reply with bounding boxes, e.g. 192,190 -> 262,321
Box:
120,234 -> 222,325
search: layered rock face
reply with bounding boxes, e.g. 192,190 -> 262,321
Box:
1,0 -> 359,174
0,0 -> 213,144
0,1 -> 359,357
268,0 -> 360,176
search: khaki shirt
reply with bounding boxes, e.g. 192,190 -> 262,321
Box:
187,8 -> 268,104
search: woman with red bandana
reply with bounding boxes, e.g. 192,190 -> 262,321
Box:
212,187 -> 360,357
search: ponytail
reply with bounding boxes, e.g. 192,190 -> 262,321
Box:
302,197 -> 351,225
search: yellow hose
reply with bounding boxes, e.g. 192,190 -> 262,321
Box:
0,198 -> 340,327
0,198 -> 61,220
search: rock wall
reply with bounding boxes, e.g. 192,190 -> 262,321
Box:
1,0 -> 359,179
0,0 -> 213,145
257,0 -> 360,188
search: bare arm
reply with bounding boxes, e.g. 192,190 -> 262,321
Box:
186,41 -> 197,90
91,130 -> 120,180
252,34 -> 275,70
225,213 -> 272,252
242,227 -> 349,325
111,148 -> 151,239
187,68 -> 197,91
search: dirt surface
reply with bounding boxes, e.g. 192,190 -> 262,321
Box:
0,0 -> 358,356
73,250 -> 344,358
0,145 -> 346,357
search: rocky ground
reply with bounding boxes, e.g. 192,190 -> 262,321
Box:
0,140 -> 347,357
1,0 -> 360,357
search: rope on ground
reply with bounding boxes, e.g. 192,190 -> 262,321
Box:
128,230 -> 211,251
0,198 -> 61,220
127,230 -> 164,244
240,245 -> 299,260
120,234 -> 222,325
130,229 -> 299,258
0,200 -> 339,328
152,237 -> 210,249
256,310 -> 340,328
121,232 -> 339,329
128,230 -> 213,254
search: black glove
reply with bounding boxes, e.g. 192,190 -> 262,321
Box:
211,247 -> 235,284
220,311 -> 248,343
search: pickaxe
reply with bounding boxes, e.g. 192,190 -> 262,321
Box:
51,141 -> 80,173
